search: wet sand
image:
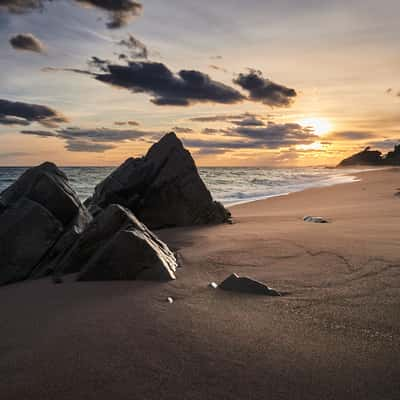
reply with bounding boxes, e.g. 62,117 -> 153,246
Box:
1,168 -> 399,399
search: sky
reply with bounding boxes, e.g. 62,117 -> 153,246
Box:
0,0 -> 399,166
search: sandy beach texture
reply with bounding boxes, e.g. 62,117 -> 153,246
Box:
1,168 -> 399,400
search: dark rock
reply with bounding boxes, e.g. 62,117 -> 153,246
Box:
337,147 -> 383,167
0,162 -> 91,285
384,144 -> 400,165
0,198 -> 63,285
55,204 -> 177,282
218,273 -> 281,296
86,132 -> 231,229
303,216 -> 328,223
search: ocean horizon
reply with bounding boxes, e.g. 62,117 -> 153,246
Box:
0,165 -> 360,206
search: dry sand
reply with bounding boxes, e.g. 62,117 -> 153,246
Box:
1,168 -> 399,400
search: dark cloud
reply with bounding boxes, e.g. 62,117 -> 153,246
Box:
182,122 -> 317,152
172,126 -> 193,133
0,0 -> 45,13
0,0 -> 142,29
0,98 -> 68,127
90,61 -> 245,106
233,69 -> 297,107
230,123 -> 317,148
233,116 -> 265,127
21,126 -> 158,152
189,112 -> 262,123
9,33 -> 45,53
195,148 -> 227,156
0,115 -> 30,126
65,140 -> 116,152
118,34 -> 148,59
76,0 -> 142,29
327,131 -> 377,140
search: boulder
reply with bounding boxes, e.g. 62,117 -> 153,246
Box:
54,204 -> 177,282
337,147 -> 383,167
85,132 -> 231,229
384,144 -> 400,165
303,216 -> 328,223
219,273 -> 281,296
0,162 -> 91,285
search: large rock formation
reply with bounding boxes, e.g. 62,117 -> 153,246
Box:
0,162 -> 91,285
337,144 -> 400,167
54,204 -> 177,281
85,132 -> 231,229
384,144 -> 400,165
337,147 -> 383,167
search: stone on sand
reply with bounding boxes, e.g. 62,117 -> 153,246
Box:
303,216 -> 328,223
219,273 -> 281,296
85,132 -> 231,229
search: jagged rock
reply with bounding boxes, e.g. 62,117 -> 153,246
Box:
85,132 -> 231,229
385,144 -> 400,165
219,273 -> 281,296
337,147 -> 383,167
0,162 -> 91,285
303,216 -> 328,223
54,204 -> 177,282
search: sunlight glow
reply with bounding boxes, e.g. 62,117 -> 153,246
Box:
298,118 -> 333,136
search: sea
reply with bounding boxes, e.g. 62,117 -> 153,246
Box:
0,166 -> 361,206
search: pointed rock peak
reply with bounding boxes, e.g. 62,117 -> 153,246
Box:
146,132 -> 186,160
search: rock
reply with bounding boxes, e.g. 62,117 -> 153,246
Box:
337,147 -> 383,167
303,216 -> 328,223
54,204 -> 177,281
219,273 -> 281,296
85,132 -> 231,229
167,297 -> 174,304
209,282 -> 218,289
337,144 -> 400,167
385,144 -> 400,165
0,162 -> 91,285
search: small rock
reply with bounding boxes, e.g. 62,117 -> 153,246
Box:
167,297 -> 174,304
209,282 -> 218,289
219,273 -> 281,296
303,216 -> 328,223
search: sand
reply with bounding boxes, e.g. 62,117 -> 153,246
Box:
0,168 -> 399,400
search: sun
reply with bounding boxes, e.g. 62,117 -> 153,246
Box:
298,117 -> 332,136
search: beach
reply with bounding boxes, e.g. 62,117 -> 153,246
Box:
1,167 -> 399,399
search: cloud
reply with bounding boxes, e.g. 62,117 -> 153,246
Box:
76,0 -> 142,29
172,126 -> 193,133
327,131 -> 377,140
9,33 -> 45,53
118,34 -> 148,59
368,138 -> 400,150
233,116 -> 265,127
209,65 -> 228,73
21,126 -> 158,152
89,61 -> 245,106
233,69 -> 297,107
230,122 -> 317,148
0,98 -> 68,127
0,0 -> 45,13
0,151 -> 31,159
189,112 -> 262,123
0,0 -> 143,29
182,122 -> 317,152
201,128 -> 220,134
195,148 -> 227,156
114,120 -> 139,126
65,140 -> 116,152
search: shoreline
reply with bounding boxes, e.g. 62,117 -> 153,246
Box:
1,168 -> 399,400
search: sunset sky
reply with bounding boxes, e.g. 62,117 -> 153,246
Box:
0,0 -> 399,166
